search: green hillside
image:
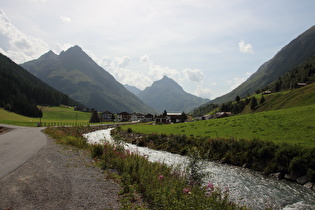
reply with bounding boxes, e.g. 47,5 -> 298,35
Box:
246,83 -> 315,113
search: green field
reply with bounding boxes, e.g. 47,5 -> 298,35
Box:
121,105 -> 315,148
0,105 -> 92,127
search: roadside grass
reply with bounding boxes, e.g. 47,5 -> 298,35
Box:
120,105 -> 315,148
44,126 -> 247,209
0,108 -> 39,126
0,106 -> 92,127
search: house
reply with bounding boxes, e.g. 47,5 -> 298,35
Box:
100,111 -> 113,122
130,113 -> 144,122
155,115 -> 170,124
144,113 -> 154,122
296,83 -> 307,88
263,90 -> 272,94
215,112 -> 232,118
155,112 -> 185,124
168,113 -> 183,123
117,112 -> 131,122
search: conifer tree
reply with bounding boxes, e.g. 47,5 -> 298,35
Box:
250,97 -> 258,110
89,110 -> 101,123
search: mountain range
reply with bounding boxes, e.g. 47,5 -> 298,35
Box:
21,46 -> 154,113
137,75 -> 210,113
10,25 -> 315,116
209,25 -> 315,105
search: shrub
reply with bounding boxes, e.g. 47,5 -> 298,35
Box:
127,127 -> 132,133
91,144 -> 104,158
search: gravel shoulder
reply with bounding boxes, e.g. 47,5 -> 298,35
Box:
0,133 -> 122,210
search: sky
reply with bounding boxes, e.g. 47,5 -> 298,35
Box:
1,0 -> 315,100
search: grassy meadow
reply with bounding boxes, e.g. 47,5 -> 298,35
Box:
0,105 -> 92,127
121,105 -> 315,148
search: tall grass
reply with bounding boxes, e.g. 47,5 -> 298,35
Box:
99,141 -> 246,209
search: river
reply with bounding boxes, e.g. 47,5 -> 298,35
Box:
83,129 -> 315,209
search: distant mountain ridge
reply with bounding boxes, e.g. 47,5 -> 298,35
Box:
210,25 -> 315,105
124,84 -> 141,95
0,53 -> 82,117
137,75 -> 210,113
21,46 -> 155,113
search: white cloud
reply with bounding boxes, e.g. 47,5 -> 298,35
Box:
193,85 -> 212,98
183,68 -> 204,83
115,56 -> 130,68
239,41 -> 254,54
54,43 -> 74,53
0,10 -> 49,63
60,16 -> 72,23
140,55 -> 150,65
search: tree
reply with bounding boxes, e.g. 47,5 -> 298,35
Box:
89,110 -> 101,123
260,95 -> 266,104
181,112 -> 188,122
235,95 -> 241,103
250,97 -> 258,110
163,110 -> 167,116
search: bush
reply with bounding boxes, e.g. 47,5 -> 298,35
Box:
91,144 -> 104,158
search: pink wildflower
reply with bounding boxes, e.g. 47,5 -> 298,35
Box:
183,188 -> 191,194
207,182 -> 214,190
225,187 -> 229,193
158,175 -> 164,180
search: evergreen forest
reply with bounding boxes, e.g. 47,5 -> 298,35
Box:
0,53 -> 83,117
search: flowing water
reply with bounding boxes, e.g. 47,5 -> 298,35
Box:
84,129 -> 315,209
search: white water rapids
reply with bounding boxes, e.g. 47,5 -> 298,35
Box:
83,128 -> 315,209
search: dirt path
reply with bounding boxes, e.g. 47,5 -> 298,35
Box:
0,134 -> 122,210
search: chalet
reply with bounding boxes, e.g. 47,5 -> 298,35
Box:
130,113 -> 144,122
117,112 -> 131,122
100,111 -> 113,122
155,115 -> 170,124
168,113 -> 183,123
144,113 -> 154,122
155,113 -> 185,124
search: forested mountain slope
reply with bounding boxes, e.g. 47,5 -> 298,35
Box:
0,53 -> 82,117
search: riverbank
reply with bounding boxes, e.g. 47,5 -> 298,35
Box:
113,128 -> 315,191
86,128 -> 315,209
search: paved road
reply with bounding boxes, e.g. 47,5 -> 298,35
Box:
0,124 -> 47,179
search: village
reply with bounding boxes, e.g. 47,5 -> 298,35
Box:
92,110 -> 233,124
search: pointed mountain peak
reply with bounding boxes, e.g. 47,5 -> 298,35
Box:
151,75 -> 183,91
59,45 -> 93,62
67,45 -> 83,52
60,45 -> 84,55
39,50 -> 57,59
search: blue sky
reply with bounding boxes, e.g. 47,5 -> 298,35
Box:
1,0 -> 315,99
